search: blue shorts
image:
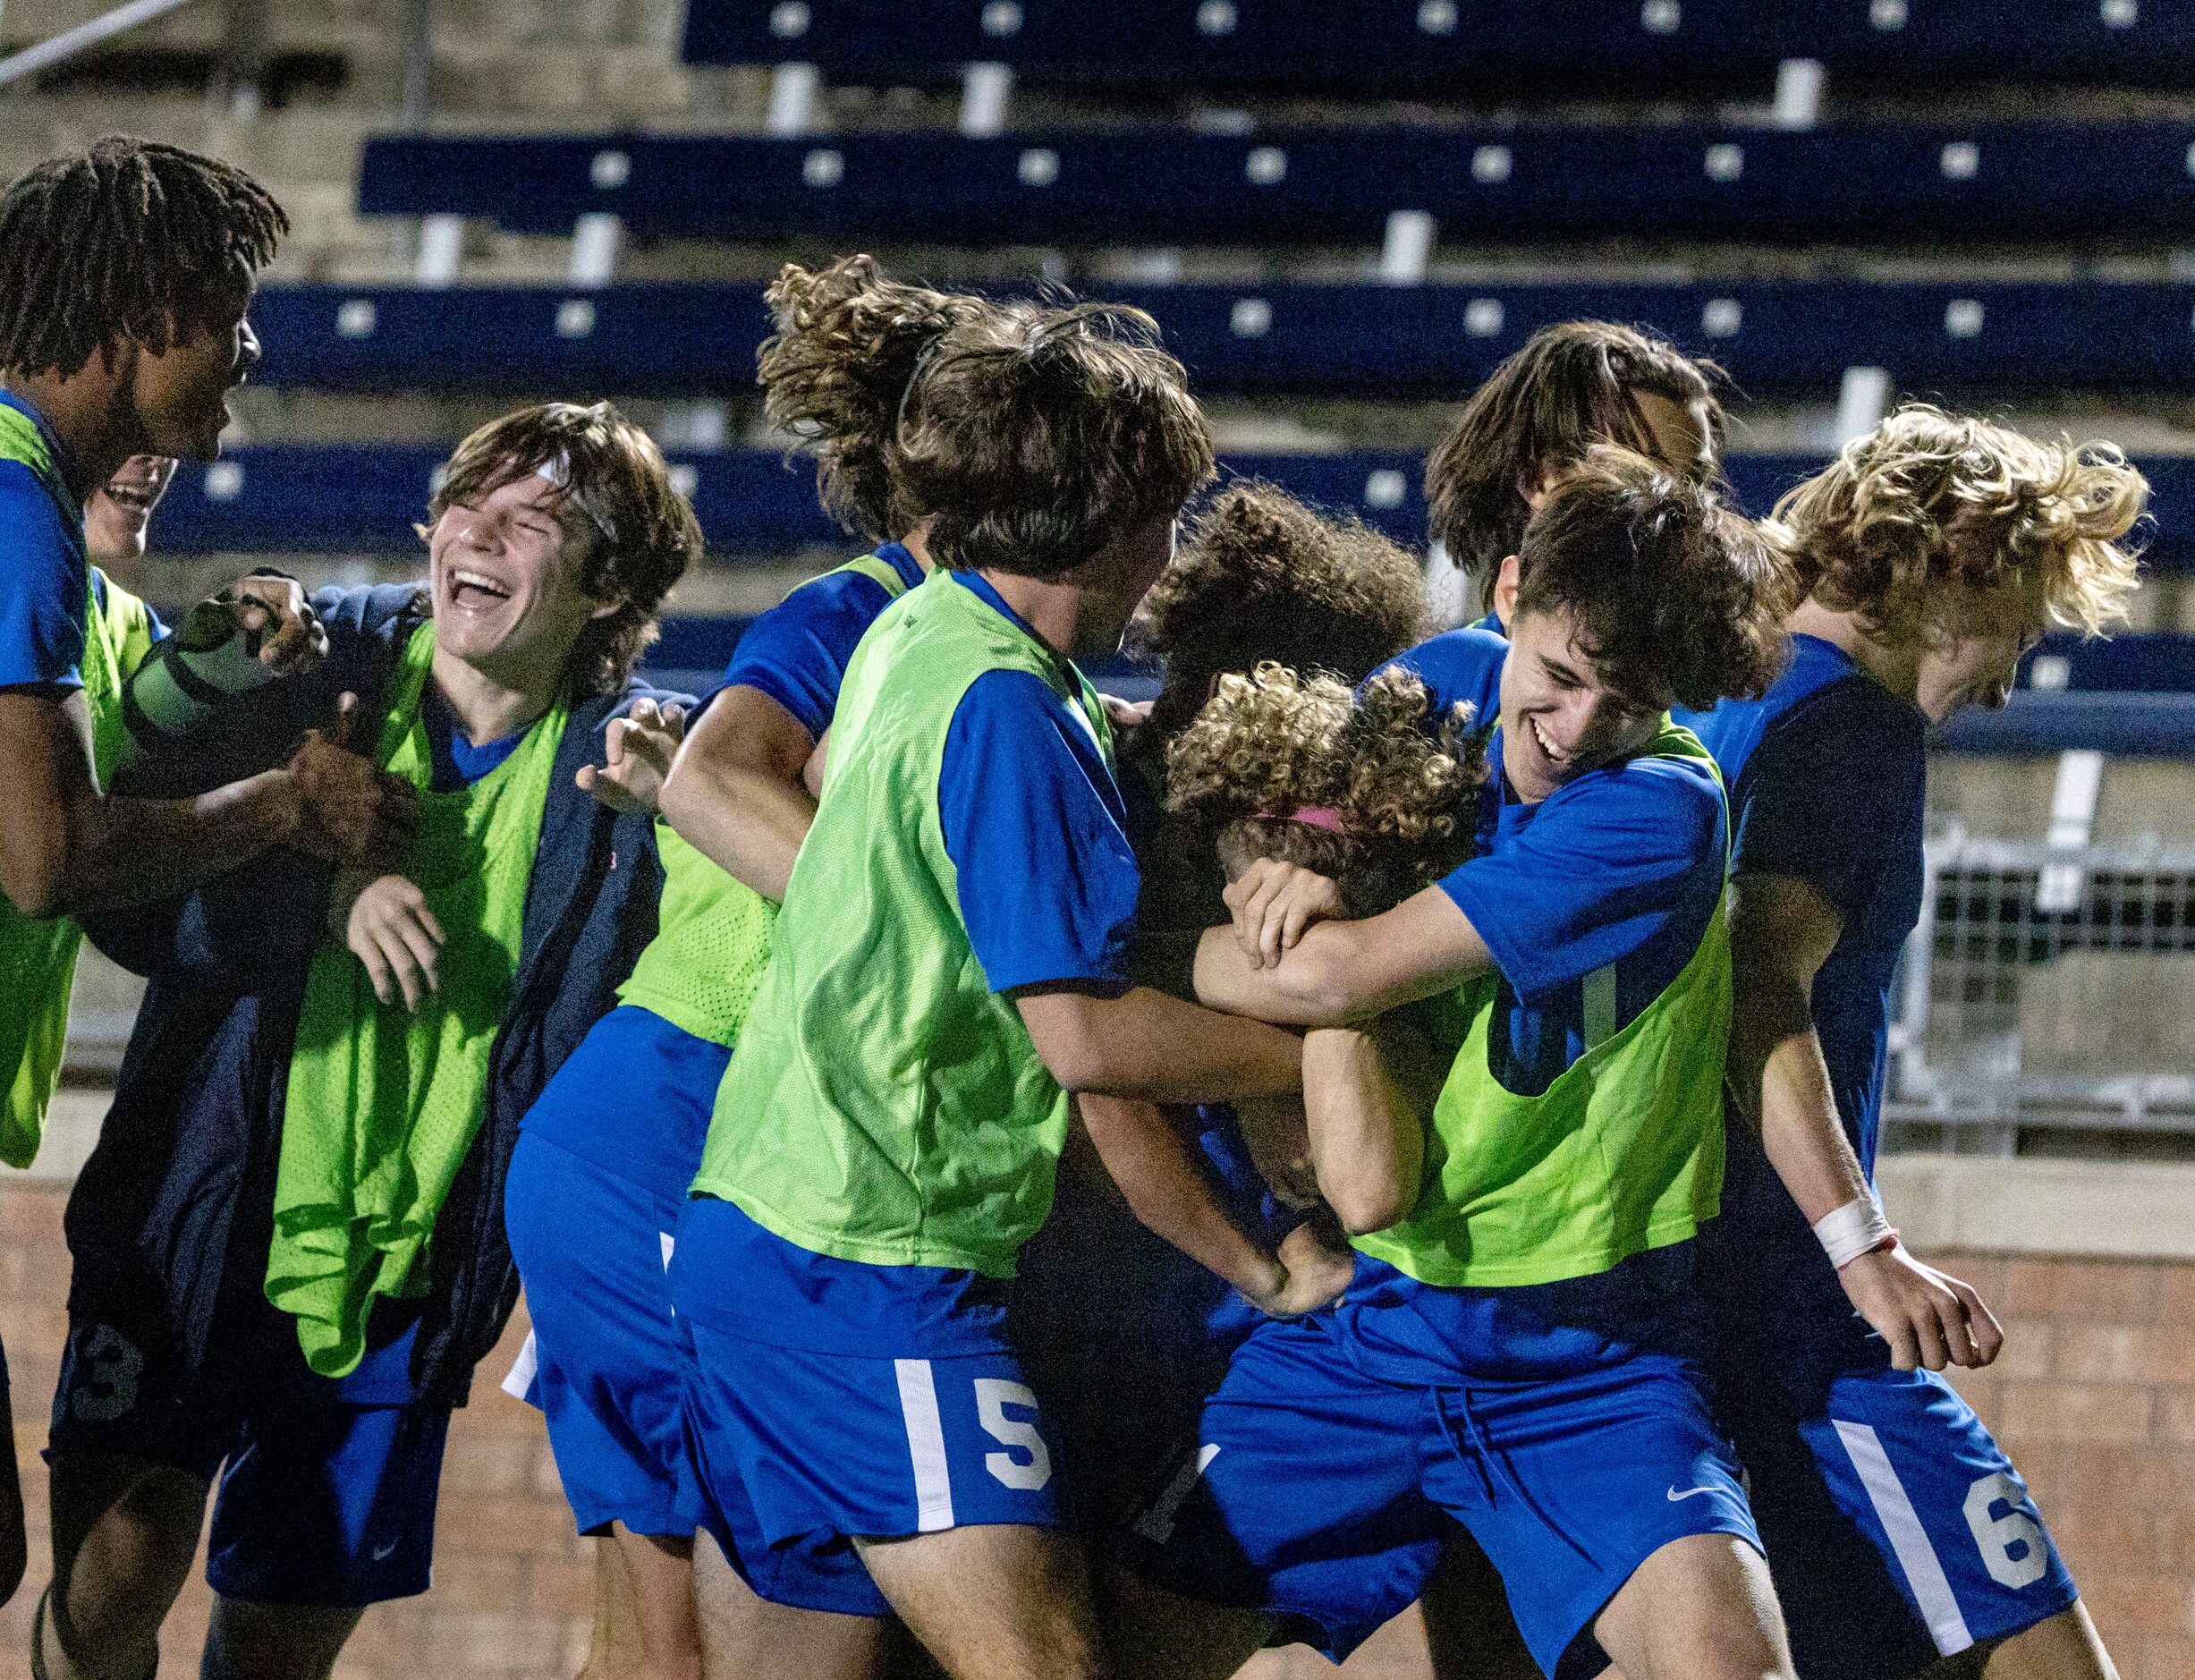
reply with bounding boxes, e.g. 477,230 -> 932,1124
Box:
1129,1315 -> 1759,1679
679,1319 -> 1070,1616
49,1317 -> 448,1606
505,1130 -> 699,1538
1718,1358 -> 2078,1679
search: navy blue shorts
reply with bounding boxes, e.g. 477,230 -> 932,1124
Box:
49,1319 -> 448,1607
505,1130 -> 700,1538
1719,1356 -> 2078,1679
1128,1315 -> 1759,1679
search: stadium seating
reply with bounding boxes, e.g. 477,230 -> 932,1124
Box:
354,123 -> 2195,246
151,445 -> 2195,579
682,0 -> 2195,92
250,280 -> 2195,401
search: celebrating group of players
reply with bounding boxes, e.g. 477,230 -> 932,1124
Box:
0,134 -> 2152,1680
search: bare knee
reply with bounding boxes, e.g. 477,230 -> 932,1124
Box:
200,1598 -> 365,1680
1592,1533 -> 1794,1680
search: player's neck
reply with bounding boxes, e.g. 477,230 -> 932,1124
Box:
3,368 -> 140,503
429,644 -> 562,746
1787,598 -> 1921,704
897,525 -> 935,572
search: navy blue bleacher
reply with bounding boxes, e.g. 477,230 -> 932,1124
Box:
153,445 -> 2195,581
249,281 -> 2195,402
682,1 -> 2195,91
354,123 -> 2195,247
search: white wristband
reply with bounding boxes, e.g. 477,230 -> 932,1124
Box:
1812,1195 -> 1894,1269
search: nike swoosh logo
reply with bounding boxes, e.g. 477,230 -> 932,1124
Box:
371,1539 -> 402,1561
1667,1485 -> 1717,1502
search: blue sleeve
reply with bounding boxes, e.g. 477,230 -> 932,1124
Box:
1438,757 -> 1725,1000
717,568 -> 897,739
0,462 -> 86,691
1730,684 -> 1923,919
1376,625 -> 1505,730
938,669 -> 1141,994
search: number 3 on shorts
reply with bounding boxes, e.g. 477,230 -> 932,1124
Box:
1962,1472 -> 2049,1589
975,1379 -> 1052,1491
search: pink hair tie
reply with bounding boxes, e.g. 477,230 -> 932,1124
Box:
1278,806 -> 1346,834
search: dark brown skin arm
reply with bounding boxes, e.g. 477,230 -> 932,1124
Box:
0,689 -> 414,921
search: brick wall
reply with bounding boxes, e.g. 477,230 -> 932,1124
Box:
0,1177 -> 2184,1680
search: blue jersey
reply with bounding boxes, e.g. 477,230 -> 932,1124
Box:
716,540 -> 924,736
1677,633 -> 1927,1366
0,391 -> 89,692
1373,623 -> 1506,733
1335,632 -> 1731,1383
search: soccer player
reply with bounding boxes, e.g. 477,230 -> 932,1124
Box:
1114,449 -> 1801,1680
1393,319 -> 1727,733
669,302 -> 1311,1680
507,256 -> 1003,1680
40,403 -> 698,1680
1677,405 -> 2145,1680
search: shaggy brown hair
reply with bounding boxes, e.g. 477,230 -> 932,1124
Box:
424,402 -> 701,696
895,301 -> 1215,580
1772,403 -> 2147,647
1165,664 -> 1487,917
1515,445 -> 1789,713
0,135 -> 286,378
1427,320 -> 1726,589
757,255 -> 1013,541
1133,480 -> 1428,739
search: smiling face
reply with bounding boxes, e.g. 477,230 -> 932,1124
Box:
426,468 -> 619,688
1499,598 -> 1668,802
126,267 -> 259,462
82,454 -> 177,564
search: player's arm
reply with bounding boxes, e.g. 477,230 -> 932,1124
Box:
1194,875 -> 1494,1028
1726,870 -> 2001,1372
1072,1093 -> 1349,1317
1301,1021 -> 1436,1235
658,684 -> 818,902
1015,984 -> 1304,1105
0,685 -> 315,921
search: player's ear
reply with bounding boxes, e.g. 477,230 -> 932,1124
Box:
1492,554 -> 1522,628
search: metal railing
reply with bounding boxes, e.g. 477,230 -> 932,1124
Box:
1885,829 -> 2195,1154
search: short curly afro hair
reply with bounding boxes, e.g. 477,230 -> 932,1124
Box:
1134,480 -> 1428,739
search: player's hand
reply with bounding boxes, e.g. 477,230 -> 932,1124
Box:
1839,1243 -> 2004,1371
288,692 -> 417,868
1252,1221 -> 1354,1318
225,574 -> 328,676
576,698 -> 685,815
1099,693 -> 1154,732
1224,857 -> 1346,968
332,870 -> 445,1012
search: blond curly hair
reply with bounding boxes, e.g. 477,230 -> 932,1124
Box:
1165,663 -> 1487,915
1772,404 -> 2147,646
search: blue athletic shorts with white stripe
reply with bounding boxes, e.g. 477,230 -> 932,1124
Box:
1719,1359 -> 2077,1680
1126,1313 -> 1760,1679
504,1129 -> 701,1538
680,1323 -> 1068,1599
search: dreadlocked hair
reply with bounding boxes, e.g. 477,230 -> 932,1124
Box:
1133,480 -> 1428,741
0,136 -> 286,378
758,255 -> 1014,541
1165,663 -> 1486,917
